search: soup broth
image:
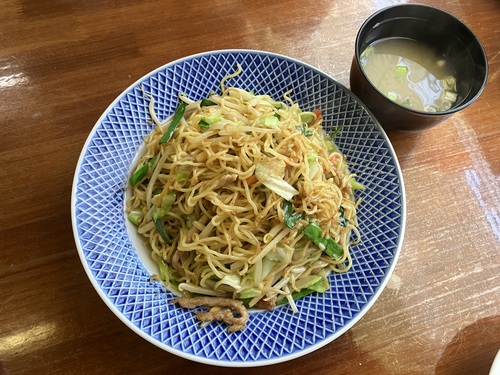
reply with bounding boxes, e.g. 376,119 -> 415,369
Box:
360,38 -> 458,112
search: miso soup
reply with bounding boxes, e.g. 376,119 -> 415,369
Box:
360,38 -> 458,112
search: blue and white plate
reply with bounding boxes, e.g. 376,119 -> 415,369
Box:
71,50 -> 406,366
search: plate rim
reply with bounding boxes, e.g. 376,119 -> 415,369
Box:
71,48 -> 407,367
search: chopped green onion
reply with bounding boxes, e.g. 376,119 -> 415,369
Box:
330,124 -> 343,139
275,278 -> 327,306
200,98 -> 217,107
152,188 -> 163,195
349,177 -> 366,190
401,98 -> 411,107
127,209 -> 143,225
153,216 -> 171,244
339,206 -> 349,227
283,201 -> 303,229
387,92 -> 398,102
303,222 -> 343,260
199,119 -> 210,130
157,191 -> 176,217
129,164 -> 148,186
185,213 -> 195,229
320,129 -> 338,153
273,104 -> 283,119
442,76 -> 456,91
360,46 -> 374,66
295,125 -> 313,137
198,108 -> 222,130
395,65 -> 408,77
151,191 -> 176,244
159,101 -> 186,144
276,289 -> 315,305
360,45 -> 374,59
444,91 -> 457,102
436,59 -> 446,68
158,259 -> 170,281
129,155 -> 158,187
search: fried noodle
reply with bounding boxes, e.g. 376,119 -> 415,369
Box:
126,75 -> 362,317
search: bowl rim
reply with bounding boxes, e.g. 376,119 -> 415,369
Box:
71,48 -> 407,367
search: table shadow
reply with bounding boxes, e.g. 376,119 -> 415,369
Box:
434,315 -> 500,375
384,130 -> 422,170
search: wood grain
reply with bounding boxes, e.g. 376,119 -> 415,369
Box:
0,0 -> 499,374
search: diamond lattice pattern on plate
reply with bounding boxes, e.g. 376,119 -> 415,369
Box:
73,50 -> 404,365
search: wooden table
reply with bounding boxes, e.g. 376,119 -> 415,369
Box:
1,0 -> 499,374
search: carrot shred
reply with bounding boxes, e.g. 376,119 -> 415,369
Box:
246,175 -> 258,185
312,109 -> 323,126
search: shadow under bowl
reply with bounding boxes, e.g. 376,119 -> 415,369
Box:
349,4 -> 488,132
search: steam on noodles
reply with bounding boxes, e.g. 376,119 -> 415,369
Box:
126,68 -> 364,331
